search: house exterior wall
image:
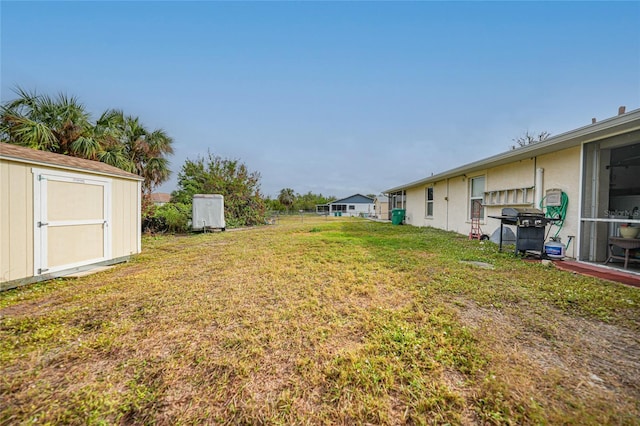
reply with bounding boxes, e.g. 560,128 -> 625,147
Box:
373,198 -> 389,219
400,146 -> 581,253
331,202 -> 373,217
536,146 -> 581,251
486,159 -> 536,192
0,158 -> 140,285
403,188 -> 424,226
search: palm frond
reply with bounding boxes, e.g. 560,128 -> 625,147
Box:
98,145 -> 135,172
70,136 -> 101,160
5,115 -> 58,150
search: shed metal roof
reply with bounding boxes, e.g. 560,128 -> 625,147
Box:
0,142 -> 143,180
384,108 -> 640,193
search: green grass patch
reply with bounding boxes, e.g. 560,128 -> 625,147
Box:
1,217 -> 638,424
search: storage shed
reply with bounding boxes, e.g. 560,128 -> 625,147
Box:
1,143 -> 143,290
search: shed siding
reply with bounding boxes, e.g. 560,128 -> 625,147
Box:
1,156 -> 140,285
112,178 -> 139,257
0,160 -> 34,281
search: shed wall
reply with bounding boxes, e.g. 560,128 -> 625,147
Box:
1,159 -> 140,284
112,178 -> 140,258
0,160 -> 34,282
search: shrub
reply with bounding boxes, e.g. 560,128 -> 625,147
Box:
143,203 -> 191,234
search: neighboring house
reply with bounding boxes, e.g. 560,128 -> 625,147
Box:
0,142 -> 143,291
373,195 -> 389,220
150,192 -> 171,206
317,194 -> 375,217
384,107 -> 640,267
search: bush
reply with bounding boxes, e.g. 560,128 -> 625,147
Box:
143,203 -> 191,234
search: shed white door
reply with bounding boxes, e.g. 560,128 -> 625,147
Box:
33,169 -> 111,275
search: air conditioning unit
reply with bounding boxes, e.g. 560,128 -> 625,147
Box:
192,194 -> 225,231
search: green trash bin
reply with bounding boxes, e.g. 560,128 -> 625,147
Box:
391,208 -> 406,225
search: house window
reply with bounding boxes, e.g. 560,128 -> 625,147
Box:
425,187 -> 434,217
349,205 -> 355,210
333,204 -> 347,212
470,176 -> 485,219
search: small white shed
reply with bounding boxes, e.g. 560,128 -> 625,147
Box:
0,143 -> 143,290
192,194 -> 226,231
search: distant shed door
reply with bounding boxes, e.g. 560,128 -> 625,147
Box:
33,168 -> 111,276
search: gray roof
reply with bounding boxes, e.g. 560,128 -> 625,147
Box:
330,194 -> 374,204
0,142 -> 142,180
385,108 -> 640,193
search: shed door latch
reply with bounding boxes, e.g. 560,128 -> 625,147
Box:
37,268 -> 49,274
37,221 -> 49,228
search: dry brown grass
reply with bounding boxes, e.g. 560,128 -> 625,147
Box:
1,216 -> 639,424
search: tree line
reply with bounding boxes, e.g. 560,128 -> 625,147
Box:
0,88 -> 173,197
266,188 -> 336,213
1,88 -> 336,232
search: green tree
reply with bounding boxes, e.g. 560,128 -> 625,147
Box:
0,88 -> 174,196
278,188 -> 296,212
264,196 -> 285,212
0,87 -> 94,155
172,152 -> 266,227
292,191 -> 336,212
103,110 -> 174,195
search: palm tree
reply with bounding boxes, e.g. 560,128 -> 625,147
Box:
1,88 -> 174,195
278,188 -> 296,212
115,112 -> 174,195
0,87 -> 94,156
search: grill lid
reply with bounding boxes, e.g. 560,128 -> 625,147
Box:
501,207 -> 544,217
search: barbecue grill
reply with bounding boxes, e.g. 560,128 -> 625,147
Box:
489,207 -> 558,257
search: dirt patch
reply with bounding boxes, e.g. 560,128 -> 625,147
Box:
451,297 -> 640,407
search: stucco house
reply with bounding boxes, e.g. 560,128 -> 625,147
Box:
384,107 -> 640,269
150,192 -> 171,206
1,143 -> 143,290
317,194 -> 375,217
373,195 -> 389,220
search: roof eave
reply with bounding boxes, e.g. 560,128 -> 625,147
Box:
384,108 -> 640,193
0,154 -> 144,181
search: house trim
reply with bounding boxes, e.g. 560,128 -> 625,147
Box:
384,109 -> 640,193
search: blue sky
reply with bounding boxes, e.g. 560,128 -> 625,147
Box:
2,1 -> 639,198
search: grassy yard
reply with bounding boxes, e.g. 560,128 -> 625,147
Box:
1,216 -> 639,425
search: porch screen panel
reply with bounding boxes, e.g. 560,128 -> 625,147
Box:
580,141 -> 617,262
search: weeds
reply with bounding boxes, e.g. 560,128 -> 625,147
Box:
1,217 -> 639,424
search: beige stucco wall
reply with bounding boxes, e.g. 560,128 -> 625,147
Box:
0,160 -> 34,282
403,175 -> 479,235
536,146 -> 581,255
1,159 -> 140,284
399,146 -> 581,256
486,158 -> 536,192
